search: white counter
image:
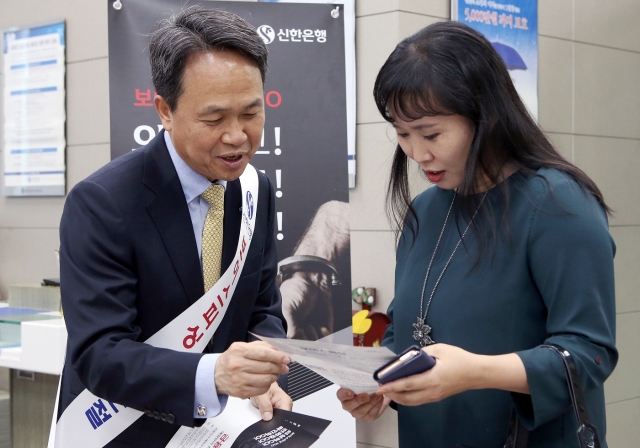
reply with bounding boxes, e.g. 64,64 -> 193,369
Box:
0,315 -> 66,375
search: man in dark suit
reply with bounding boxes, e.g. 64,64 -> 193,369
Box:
57,8 -> 290,446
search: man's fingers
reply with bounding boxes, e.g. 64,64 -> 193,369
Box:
215,344 -> 288,398
271,385 -> 293,411
252,393 -> 274,421
240,343 -> 290,365
225,357 -> 289,375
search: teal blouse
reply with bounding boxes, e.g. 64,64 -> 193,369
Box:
383,168 -> 617,448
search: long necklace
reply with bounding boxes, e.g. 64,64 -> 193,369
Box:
412,191 -> 488,347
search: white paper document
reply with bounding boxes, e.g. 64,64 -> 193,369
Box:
253,334 -> 396,394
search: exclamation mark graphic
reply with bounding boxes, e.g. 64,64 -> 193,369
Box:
274,127 -> 281,155
256,129 -> 269,154
277,212 -> 283,240
275,170 -> 282,198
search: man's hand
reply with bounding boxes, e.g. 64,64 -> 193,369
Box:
250,382 -> 293,421
215,341 -> 289,399
280,271 -> 333,340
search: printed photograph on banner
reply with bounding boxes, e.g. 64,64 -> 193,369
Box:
452,0 -> 538,120
107,0 -> 352,347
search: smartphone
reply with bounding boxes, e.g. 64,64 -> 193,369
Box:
373,345 -> 436,384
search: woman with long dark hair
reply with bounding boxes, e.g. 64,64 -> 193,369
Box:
338,21 -> 617,447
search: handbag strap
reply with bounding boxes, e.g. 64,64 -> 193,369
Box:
503,406 -> 529,448
540,344 -> 600,448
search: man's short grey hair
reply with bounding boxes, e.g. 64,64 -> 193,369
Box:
149,6 -> 268,111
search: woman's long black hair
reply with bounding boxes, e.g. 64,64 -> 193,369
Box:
375,21 -> 610,248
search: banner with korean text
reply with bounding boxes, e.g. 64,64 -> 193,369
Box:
108,0 -> 352,346
107,1 -> 355,444
452,0 -> 538,120
2,21 -> 66,196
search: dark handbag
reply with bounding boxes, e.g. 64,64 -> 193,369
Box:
459,343 -> 601,448
503,344 -> 601,448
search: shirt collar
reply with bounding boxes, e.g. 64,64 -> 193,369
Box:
164,131 -> 227,203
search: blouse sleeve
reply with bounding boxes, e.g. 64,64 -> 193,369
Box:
513,177 -> 618,429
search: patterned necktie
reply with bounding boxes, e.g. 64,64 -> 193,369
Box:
201,184 -> 225,292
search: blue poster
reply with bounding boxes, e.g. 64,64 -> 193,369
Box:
452,0 -> 538,120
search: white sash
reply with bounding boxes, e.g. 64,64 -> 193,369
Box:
48,164 -> 260,448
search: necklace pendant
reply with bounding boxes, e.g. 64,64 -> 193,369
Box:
412,317 -> 434,347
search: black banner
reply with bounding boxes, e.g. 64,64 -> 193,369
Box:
108,0 -> 351,340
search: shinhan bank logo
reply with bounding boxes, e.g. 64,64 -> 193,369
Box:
257,25 -> 275,44
245,191 -> 255,220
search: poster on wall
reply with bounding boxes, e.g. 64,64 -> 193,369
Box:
108,1 -> 355,445
2,20 -> 66,196
108,0 -> 352,345
259,0 -> 356,188
452,0 -> 538,120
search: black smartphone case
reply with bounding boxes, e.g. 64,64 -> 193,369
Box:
373,345 -> 436,384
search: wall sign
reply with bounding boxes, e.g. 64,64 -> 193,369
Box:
3,21 -> 66,196
452,0 -> 539,120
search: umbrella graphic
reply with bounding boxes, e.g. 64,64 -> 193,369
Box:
491,42 -> 527,70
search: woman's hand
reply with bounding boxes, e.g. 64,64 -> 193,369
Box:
376,343 -> 529,407
336,388 -> 391,421
376,343 -> 478,406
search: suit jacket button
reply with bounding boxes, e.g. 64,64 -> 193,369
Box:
167,414 -> 175,424
160,412 -> 168,422
153,411 -> 160,420
144,410 -> 153,418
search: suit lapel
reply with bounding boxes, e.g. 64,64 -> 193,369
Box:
143,132 -> 204,305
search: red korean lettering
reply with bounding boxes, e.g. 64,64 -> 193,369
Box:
133,88 -> 153,107
203,303 -> 219,330
183,326 -> 203,349
233,260 -> 240,284
265,91 -> 282,108
223,285 -> 230,299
